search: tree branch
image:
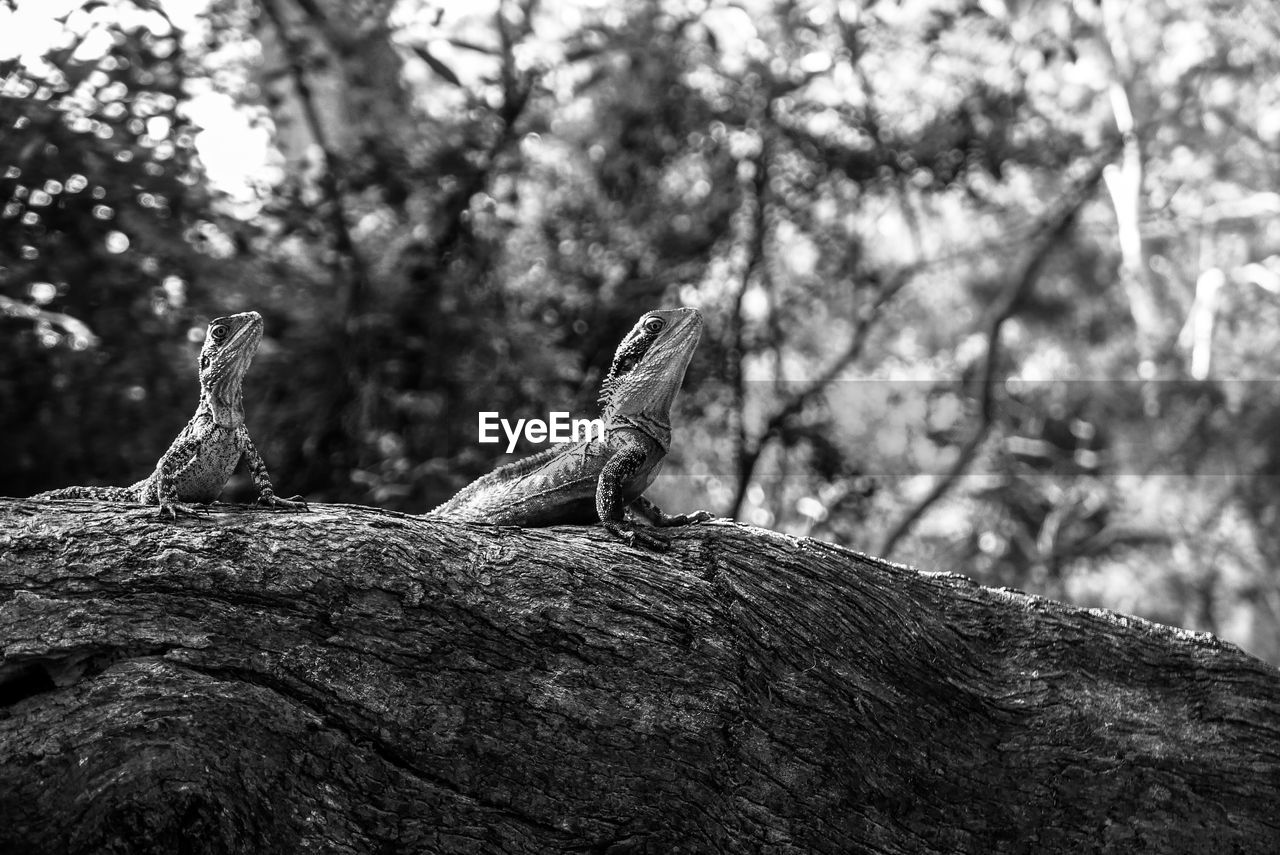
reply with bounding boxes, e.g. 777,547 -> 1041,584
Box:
728,125 -> 770,520
878,157 -> 1112,558
729,259 -> 917,521
258,0 -> 372,320
2,498 -> 1277,853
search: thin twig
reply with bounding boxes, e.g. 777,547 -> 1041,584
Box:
729,128 -> 770,518
728,255 -> 919,519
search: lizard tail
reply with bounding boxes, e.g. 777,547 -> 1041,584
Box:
33,485 -> 137,501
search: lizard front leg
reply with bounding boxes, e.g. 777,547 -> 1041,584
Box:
597,445 -> 668,550
239,426 -> 308,511
155,442 -> 206,520
629,495 -> 713,528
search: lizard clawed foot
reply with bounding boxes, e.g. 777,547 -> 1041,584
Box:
604,521 -> 669,552
654,509 -> 714,527
258,492 -> 309,512
157,501 -> 203,520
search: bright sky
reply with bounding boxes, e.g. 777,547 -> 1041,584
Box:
0,0 -> 273,204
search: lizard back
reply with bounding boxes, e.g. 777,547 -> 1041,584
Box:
429,429 -> 666,526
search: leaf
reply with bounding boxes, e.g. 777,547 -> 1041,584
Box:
411,44 -> 462,87
446,38 -> 498,56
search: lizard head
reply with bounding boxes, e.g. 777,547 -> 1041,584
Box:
599,307 -> 703,441
198,311 -> 264,402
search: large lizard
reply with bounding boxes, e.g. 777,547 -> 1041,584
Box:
34,311 -> 307,520
427,307 -> 713,549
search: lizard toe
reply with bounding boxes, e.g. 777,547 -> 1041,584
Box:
259,494 -> 309,511
655,509 -> 714,527
605,522 -> 669,552
158,501 -> 201,520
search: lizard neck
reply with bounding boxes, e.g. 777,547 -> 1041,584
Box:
195,312 -> 261,430
199,386 -> 245,429
609,412 -> 672,451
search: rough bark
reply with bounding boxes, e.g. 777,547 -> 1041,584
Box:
0,498 -> 1277,854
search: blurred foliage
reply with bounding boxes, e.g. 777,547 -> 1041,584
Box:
0,0 -> 210,489
4,0 -> 1280,662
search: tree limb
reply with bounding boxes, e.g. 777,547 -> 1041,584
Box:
728,124 -> 771,520
878,157 -> 1113,558
258,0 -> 372,320
730,261 -> 916,521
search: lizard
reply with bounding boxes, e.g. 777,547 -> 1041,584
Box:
33,311 -> 307,520
426,307 -> 713,549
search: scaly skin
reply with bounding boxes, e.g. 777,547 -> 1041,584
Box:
35,311 -> 307,520
427,307 -> 713,549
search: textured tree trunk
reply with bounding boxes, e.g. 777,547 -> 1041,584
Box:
1,498 -> 1277,853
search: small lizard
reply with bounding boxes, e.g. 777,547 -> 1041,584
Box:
427,307 -> 713,549
34,311 -> 307,520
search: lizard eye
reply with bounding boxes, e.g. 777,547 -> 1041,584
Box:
643,317 -> 664,334
209,324 -> 228,343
